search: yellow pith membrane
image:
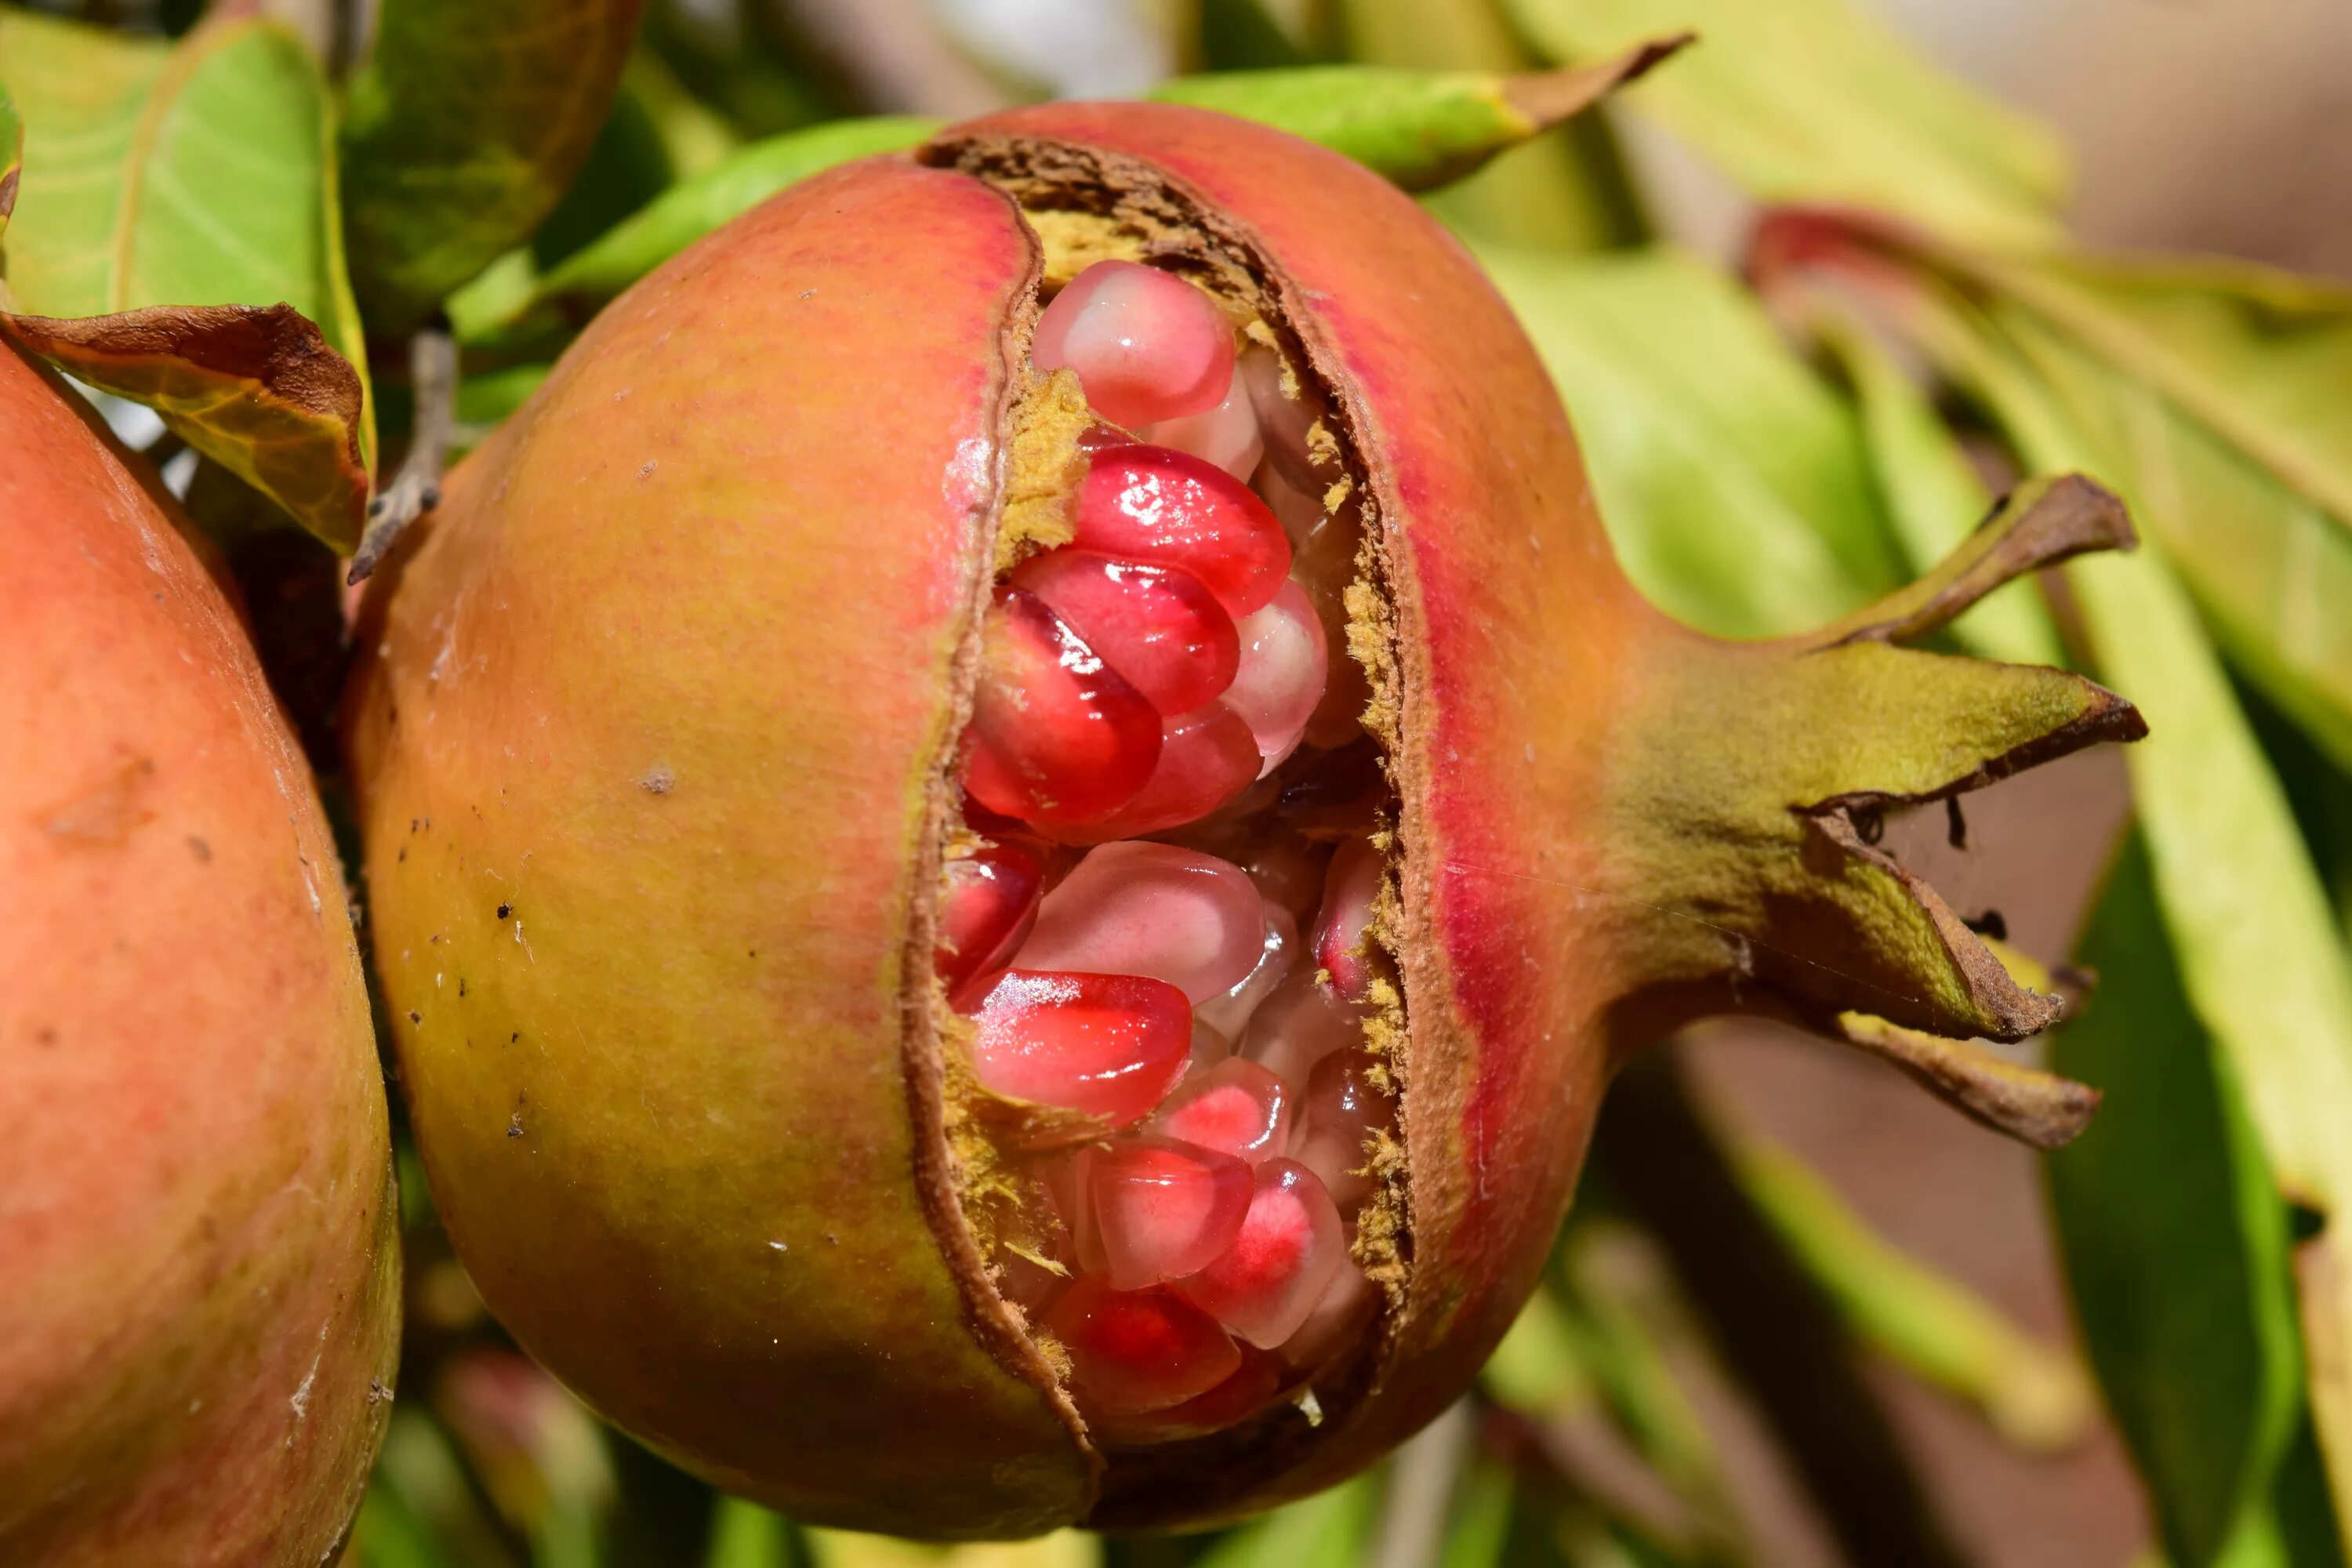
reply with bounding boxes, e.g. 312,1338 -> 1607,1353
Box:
936,201 -> 1408,1448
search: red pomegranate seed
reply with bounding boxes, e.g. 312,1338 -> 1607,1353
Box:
1150,1057 -> 1293,1167
1244,840 -> 1335,927
1194,904 -> 1296,1040
994,1241 -> 1073,1319
1054,703 -> 1261,844
1045,1276 -> 1243,1414
1095,1348 -> 1286,1443
968,970 -> 1191,1125
1291,1049 -> 1395,1209
1087,1135 -> 1255,1289
962,587 -> 1163,829
1073,445 -> 1291,618
1277,1259 -> 1377,1370
1143,363 -> 1263,480
1222,580 -> 1327,774
1014,841 -> 1265,1004
1008,550 -> 1239,717
1312,837 -> 1381,1003
1032,260 -> 1235,429
1243,964 -> 1364,1088
1177,1159 -> 1345,1348
935,839 -> 1046,1009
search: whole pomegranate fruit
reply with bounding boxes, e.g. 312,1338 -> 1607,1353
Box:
0,339 -> 401,1564
347,103 -> 2140,1537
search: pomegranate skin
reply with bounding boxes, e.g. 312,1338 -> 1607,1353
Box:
347,107 -> 2133,1535
0,341 -> 400,1564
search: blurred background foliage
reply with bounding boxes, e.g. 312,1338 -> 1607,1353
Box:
2,0 -> 2350,1563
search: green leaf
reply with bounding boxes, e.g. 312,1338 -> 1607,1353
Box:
1439,1459 -> 1518,1568
1733,1132 -> 2094,1450
0,9 -> 372,547
1904,284 -> 2352,1560
1475,243 -> 1900,637
2047,832 -> 2306,1567
450,116 -> 938,348
1502,0 -> 2069,247
1808,310 -> 2066,666
1193,1473 -> 1377,1568
0,78 -> 20,248
702,1497 -> 793,1568
1967,259 -> 2352,773
340,0 -> 644,334
4,303 -> 368,553
1147,37 -> 1688,192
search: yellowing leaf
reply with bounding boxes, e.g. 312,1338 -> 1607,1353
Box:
5,304 -> 367,553
1504,0 -> 2069,247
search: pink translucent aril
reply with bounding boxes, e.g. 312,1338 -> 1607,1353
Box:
961,587 -> 1162,829
1053,704 -> 1261,845
1240,345 -> 1327,492
1074,445 -> 1292,618
1008,550 -> 1239,718
1041,1148 -> 1104,1273
1143,362 -> 1263,481
1014,840 -> 1265,1004
1245,840 -> 1334,927
1045,1276 -> 1243,1415
1149,1056 -> 1293,1166
1291,1049 -> 1394,1209
1088,1135 -> 1255,1289
968,969 -> 1192,1126
1256,463 -> 1326,550
1194,904 -> 1298,1040
1222,580 -> 1327,775
1033,260 -> 1236,430
1188,1017 -> 1233,1078
935,839 -> 1046,1008
995,1242 -> 1073,1319
1094,1349 -> 1286,1444
1177,1159 -> 1346,1348
1277,1258 -> 1377,1370
1312,836 -> 1383,1002
1243,964 -> 1365,1087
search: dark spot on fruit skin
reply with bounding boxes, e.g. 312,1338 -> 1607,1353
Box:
508,1114 -> 524,1138
458,978 -> 467,998
497,903 -> 512,920
34,1027 -> 57,1047
641,766 -> 675,795
397,847 -> 407,863
408,1011 -> 422,1024
510,1032 -> 520,1043
187,835 -> 212,862
41,757 -> 158,846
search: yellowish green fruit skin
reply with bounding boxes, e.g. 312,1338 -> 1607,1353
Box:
347,158 -> 1090,1537
0,337 -> 400,1565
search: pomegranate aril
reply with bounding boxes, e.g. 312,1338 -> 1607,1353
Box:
1291,1049 -> 1394,1208
1096,1349 -> 1286,1444
1045,1275 -> 1243,1415
1223,580 -> 1327,775
1188,1017 -> 1234,1077
1074,445 -> 1292,618
1312,836 -> 1382,1003
1042,1147 -> 1105,1274
1245,840 -> 1334,927
1144,362 -> 1263,481
1194,905 -> 1297,1040
1178,1159 -> 1346,1348
1149,1057 -> 1293,1167
968,970 -> 1191,1126
1009,550 -> 1239,717
1014,841 -> 1265,1004
995,1243 -> 1073,1319
1088,1135 -> 1254,1289
935,839 -> 1046,1007
1277,1258 -> 1377,1371
1257,463 -> 1326,550
1033,260 -> 1236,430
1243,965 -> 1365,1087
962,587 -> 1162,829
1240,345 -> 1329,493
1054,704 -> 1261,844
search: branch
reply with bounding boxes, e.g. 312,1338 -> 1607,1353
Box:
1373,1396 -> 1475,1568
349,318 -> 455,585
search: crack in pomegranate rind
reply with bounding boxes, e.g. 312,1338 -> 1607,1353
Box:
938,248 -> 1403,1443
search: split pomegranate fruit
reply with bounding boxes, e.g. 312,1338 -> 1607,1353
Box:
347,104 -> 2143,1537
0,339 -> 401,1563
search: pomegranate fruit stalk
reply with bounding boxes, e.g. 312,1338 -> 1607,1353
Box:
346,103 -> 2142,1537
0,339 -> 401,1564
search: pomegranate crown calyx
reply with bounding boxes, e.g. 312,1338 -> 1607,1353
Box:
1606,474 -> 2145,1148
